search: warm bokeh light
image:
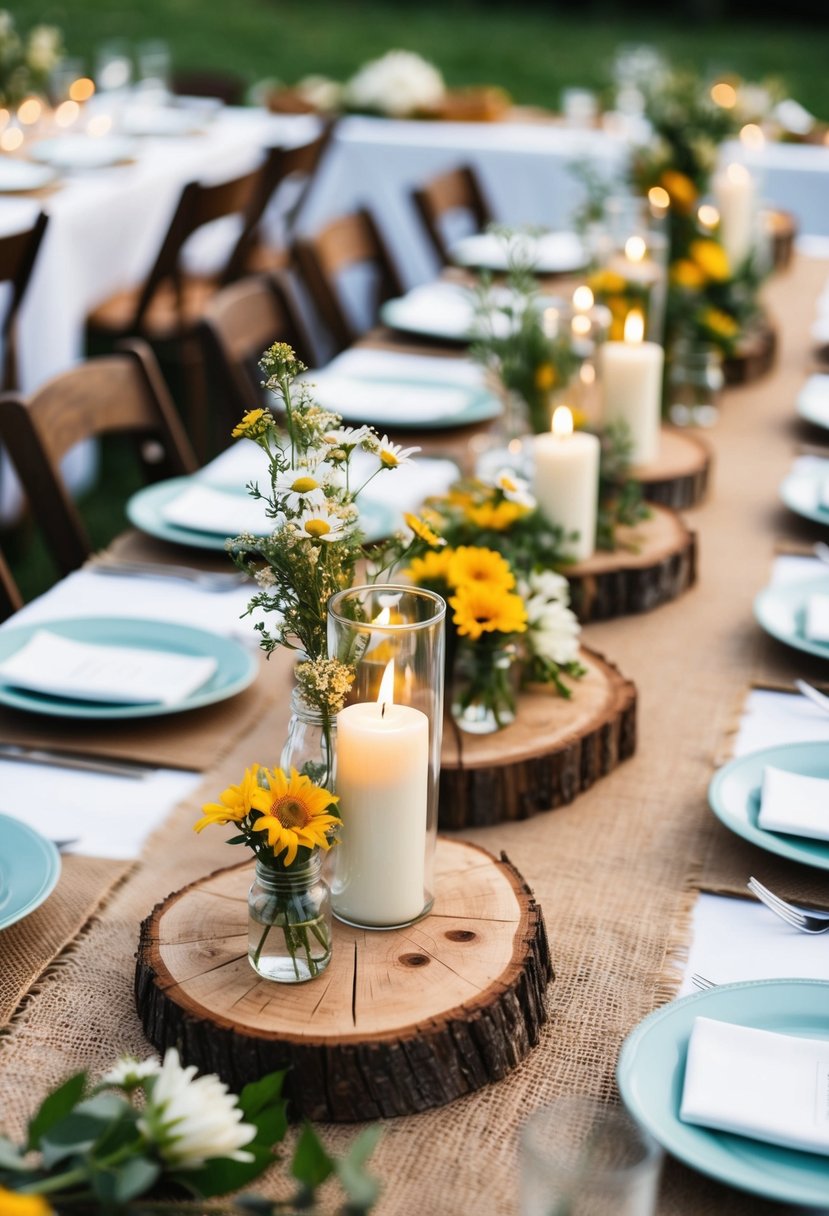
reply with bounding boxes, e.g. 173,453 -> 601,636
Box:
69,77 -> 95,103
552,405 -> 574,438
86,114 -> 113,137
648,185 -> 670,211
55,100 -> 80,128
0,126 -> 24,151
0,108 -> 9,131
580,363 -> 596,385
726,162 -> 751,185
572,285 -> 594,312
377,659 -> 395,707
697,204 -> 720,229
624,235 -> 647,263
739,122 -> 765,151
710,81 -> 737,108
624,310 -> 645,344
17,97 -> 42,125
571,314 -> 592,337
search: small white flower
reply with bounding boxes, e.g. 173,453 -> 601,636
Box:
138,1048 -> 256,1170
296,74 -> 344,113
324,425 -> 371,449
101,1055 -> 161,1091
491,468 -> 536,509
375,435 -> 420,470
526,568 -> 571,606
274,465 -> 327,511
344,50 -> 445,118
296,505 -> 348,542
528,600 -> 581,666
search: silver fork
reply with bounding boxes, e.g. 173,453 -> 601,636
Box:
747,876 -> 829,934
92,561 -> 249,592
795,678 -> 829,714
691,973 -> 716,991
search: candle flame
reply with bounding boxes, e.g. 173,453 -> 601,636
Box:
571,314 -> 591,337
726,162 -> 750,185
69,77 -> 95,103
17,97 -> 42,125
710,81 -> 737,109
648,185 -> 670,211
373,606 -> 392,626
55,100 -> 80,128
740,122 -> 765,151
624,310 -> 645,344
551,406 -> 573,438
377,659 -> 395,710
697,204 -> 720,229
624,235 -> 647,263
572,285 -> 594,312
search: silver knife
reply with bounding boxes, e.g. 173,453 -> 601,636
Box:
0,744 -> 152,780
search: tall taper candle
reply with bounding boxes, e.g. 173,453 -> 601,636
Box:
532,406 -> 600,562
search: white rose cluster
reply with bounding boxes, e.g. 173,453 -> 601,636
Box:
344,49 -> 445,118
523,569 -> 581,666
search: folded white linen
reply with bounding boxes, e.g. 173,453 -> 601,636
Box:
450,230 -> 586,273
758,764 -> 829,841
680,1016 -> 829,1155
322,347 -> 487,388
805,593 -> 829,643
161,484 -> 274,536
384,281 -> 517,340
307,373 -> 472,423
0,629 -> 217,705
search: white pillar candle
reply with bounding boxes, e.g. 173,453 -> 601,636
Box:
599,309 -> 664,466
713,162 -> 756,270
333,661 -> 429,927
531,406 -> 600,563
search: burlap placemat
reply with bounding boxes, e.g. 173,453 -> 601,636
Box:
0,259 -> 825,1216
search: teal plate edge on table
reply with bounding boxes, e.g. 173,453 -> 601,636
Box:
708,740 -> 829,871
0,617 -> 257,720
127,477 -> 398,551
617,978 -> 829,1207
310,375 -> 502,430
779,466 -> 829,527
0,816 -> 60,930
754,575 -> 829,661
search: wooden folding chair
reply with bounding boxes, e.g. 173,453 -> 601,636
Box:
292,208 -> 405,352
223,126 -> 336,282
0,546 -> 22,622
412,165 -> 493,266
0,341 -> 197,576
198,271 -> 316,442
85,153 -> 281,456
0,211 -> 49,391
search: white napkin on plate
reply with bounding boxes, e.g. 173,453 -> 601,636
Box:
161,484 -> 274,537
797,375 -> 829,425
0,630 -> 217,705
451,230 -> 585,273
384,282 -> 517,340
758,764 -> 829,841
308,374 -> 471,423
805,593 -> 829,643
680,1016 -> 829,1155
324,347 -> 488,389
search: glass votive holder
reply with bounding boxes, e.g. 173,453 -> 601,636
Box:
520,1097 -> 663,1216
327,584 -> 446,931
561,87 -> 598,129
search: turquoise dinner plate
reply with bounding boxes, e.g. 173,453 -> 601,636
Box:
796,379 -> 829,433
127,477 -> 398,551
754,575 -> 829,661
0,617 -> 257,720
617,979 -> 829,1207
0,816 -> 60,931
708,740 -> 829,872
780,465 -> 829,527
313,375 -> 502,430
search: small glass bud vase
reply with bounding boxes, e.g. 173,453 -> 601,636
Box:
248,854 -> 332,983
280,687 -> 336,789
667,338 -> 724,428
451,639 -> 520,734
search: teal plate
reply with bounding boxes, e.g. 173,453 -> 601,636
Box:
0,816 -> 60,930
754,575 -> 829,661
617,979 -> 829,1206
780,465 -> 829,526
311,375 -> 502,430
0,617 -> 257,720
797,380 -> 829,433
127,477 -> 398,551
708,740 -> 829,871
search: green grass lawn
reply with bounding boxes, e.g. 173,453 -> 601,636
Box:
10,0 -> 829,116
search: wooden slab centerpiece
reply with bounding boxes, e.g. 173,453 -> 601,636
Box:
136,838 -> 552,1122
439,645 -> 636,830
632,427 -> 712,510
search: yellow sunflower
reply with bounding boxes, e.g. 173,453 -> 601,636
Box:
534,362 -> 557,391
659,170 -> 698,213
403,513 -> 446,548
448,546 -> 515,591
702,307 -> 741,339
588,269 -> 628,296
670,259 -> 706,291
465,500 -> 527,531
689,239 -> 730,282
231,408 -> 271,439
405,548 -> 454,585
450,583 -> 528,640
251,767 -> 340,865
194,764 -> 261,833
0,1191 -> 54,1216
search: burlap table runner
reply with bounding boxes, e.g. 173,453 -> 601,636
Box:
0,259 -> 825,1215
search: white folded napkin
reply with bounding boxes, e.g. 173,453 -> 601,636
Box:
315,346 -> 488,389
798,375 -> 829,424
384,282 -> 517,340
451,230 -> 586,273
758,764 -> 829,841
805,594 -> 829,643
161,484 -> 274,537
308,373 -> 472,424
0,630 -> 217,705
680,1016 -> 829,1155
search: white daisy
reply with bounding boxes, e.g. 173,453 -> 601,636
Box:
296,505 -> 348,542
374,435 -> 420,469
491,468 -> 536,509
273,465 -> 327,511
100,1055 -> 161,1091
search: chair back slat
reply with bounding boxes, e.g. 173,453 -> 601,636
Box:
0,211 -> 48,389
0,342 -> 197,574
412,165 -> 492,265
0,547 -> 22,622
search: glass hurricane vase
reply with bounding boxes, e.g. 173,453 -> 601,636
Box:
666,338 -> 724,428
248,854 -> 332,983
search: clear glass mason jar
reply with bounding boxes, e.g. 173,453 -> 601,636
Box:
248,854 -> 332,983
280,687 -> 336,790
451,639 -> 520,735
667,339 -> 724,428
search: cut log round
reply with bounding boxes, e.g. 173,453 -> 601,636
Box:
723,317 -> 778,385
632,428 -> 712,510
135,839 -> 552,1123
440,646 -> 636,830
566,504 -> 696,623
766,209 -> 797,273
